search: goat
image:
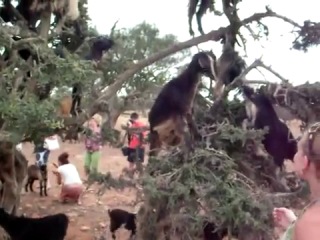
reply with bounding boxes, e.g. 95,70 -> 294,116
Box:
108,208 -> 136,240
241,85 -> 297,183
25,164 -> 47,196
188,0 -> 241,36
0,142 -> 28,215
188,0 -> 214,36
25,145 -> 50,196
148,51 -> 216,156
0,0 -> 80,34
213,36 -> 246,98
0,208 -> 69,240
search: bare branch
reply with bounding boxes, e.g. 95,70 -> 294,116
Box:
257,62 -> 289,83
209,59 -> 263,114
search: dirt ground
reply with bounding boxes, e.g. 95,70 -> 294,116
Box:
20,141 -> 139,240
19,113 -> 149,240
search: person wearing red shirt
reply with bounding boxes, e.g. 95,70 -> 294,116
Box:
127,112 -> 147,172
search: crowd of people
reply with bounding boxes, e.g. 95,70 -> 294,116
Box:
17,112 -> 147,206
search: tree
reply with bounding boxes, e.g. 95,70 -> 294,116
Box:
1,0 -> 320,239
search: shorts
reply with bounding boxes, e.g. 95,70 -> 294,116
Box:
60,183 -> 83,202
127,148 -> 145,163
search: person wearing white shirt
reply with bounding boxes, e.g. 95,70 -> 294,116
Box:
52,152 -> 83,204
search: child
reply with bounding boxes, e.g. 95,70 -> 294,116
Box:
52,152 -> 83,204
84,114 -> 103,176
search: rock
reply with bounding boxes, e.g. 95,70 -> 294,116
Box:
99,222 -> 106,228
25,204 -> 32,208
80,226 -> 90,231
67,212 -> 78,218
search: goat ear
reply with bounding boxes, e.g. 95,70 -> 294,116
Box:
198,55 -> 209,69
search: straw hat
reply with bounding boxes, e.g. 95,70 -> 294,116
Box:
91,114 -> 102,126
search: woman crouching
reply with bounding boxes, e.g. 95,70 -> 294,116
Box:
52,152 -> 83,204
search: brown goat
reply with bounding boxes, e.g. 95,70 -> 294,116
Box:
25,164 -> 48,197
148,52 -> 216,156
0,142 -> 28,215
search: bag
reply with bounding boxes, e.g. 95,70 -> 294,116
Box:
45,136 -> 60,151
121,146 -> 130,156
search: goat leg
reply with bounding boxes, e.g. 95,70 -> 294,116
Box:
44,177 -> 48,196
24,180 -> 29,192
186,113 -> 201,141
29,179 -> 34,192
40,180 -> 43,197
149,130 -> 161,157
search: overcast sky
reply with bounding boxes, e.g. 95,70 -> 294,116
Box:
88,0 -> 320,86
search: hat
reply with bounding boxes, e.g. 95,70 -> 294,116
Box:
91,114 -> 102,126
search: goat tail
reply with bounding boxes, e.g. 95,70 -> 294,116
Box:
66,0 -> 80,20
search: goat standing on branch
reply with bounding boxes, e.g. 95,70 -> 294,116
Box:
242,85 -> 297,188
148,51 -> 216,156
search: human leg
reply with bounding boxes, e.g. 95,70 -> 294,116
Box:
89,151 -> 100,175
127,148 -> 136,171
60,184 -> 83,203
84,151 -> 91,176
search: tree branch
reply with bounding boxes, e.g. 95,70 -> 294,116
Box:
95,8 -> 303,110
209,59 -> 263,115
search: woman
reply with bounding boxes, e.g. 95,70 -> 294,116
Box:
273,122 -> 320,240
52,152 -> 83,204
84,114 -> 102,176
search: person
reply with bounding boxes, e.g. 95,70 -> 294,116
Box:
273,122 -> 320,240
127,112 -> 147,173
52,152 -> 83,204
84,114 -> 103,176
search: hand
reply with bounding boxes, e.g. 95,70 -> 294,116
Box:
273,207 -> 297,230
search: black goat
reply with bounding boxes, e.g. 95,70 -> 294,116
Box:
241,85 -> 297,172
148,51 -> 216,156
213,38 -> 246,98
25,164 -> 47,196
108,208 -> 136,240
0,208 -> 69,240
0,0 -> 80,34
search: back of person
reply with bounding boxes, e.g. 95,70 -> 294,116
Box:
58,163 -> 82,185
129,120 -> 146,149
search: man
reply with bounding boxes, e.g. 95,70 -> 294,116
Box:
127,112 -> 147,174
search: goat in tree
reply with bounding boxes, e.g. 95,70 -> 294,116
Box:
241,85 -> 297,189
2,35 -> 114,117
188,0 -> 214,36
148,51 -> 216,156
0,0 -> 81,34
212,34 -> 246,98
188,0 -> 242,36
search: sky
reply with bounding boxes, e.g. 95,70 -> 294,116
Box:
88,0 -> 320,86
